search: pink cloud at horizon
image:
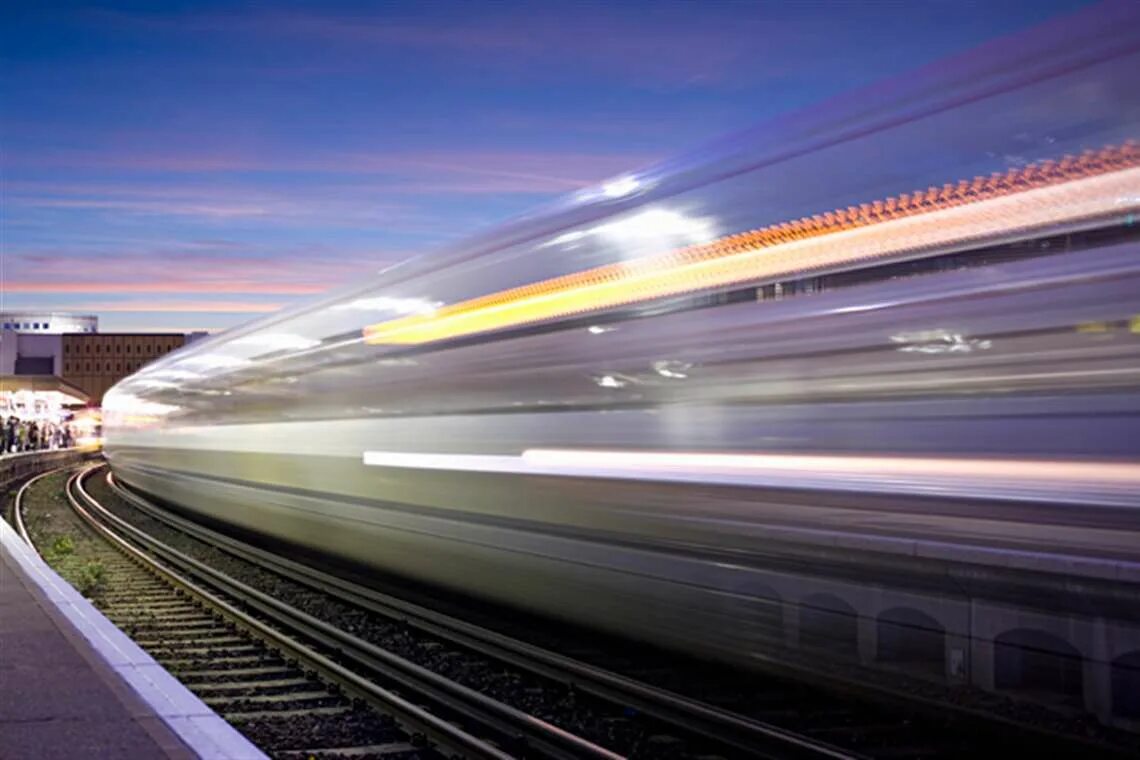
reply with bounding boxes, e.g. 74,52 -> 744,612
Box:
3,281 -> 327,295
62,299 -> 285,313
4,247 -> 397,297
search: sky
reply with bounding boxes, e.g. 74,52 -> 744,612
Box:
1,0 -> 1095,333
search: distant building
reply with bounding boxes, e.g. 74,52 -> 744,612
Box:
0,312 -> 97,334
60,333 -> 187,405
0,314 -> 95,422
0,313 -> 193,405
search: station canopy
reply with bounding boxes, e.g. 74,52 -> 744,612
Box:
0,375 -> 90,422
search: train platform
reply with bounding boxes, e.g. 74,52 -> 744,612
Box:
0,516 -> 264,759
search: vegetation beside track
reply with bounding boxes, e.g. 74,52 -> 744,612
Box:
20,470 -> 108,598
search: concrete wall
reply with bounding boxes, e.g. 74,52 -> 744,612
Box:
15,334 -> 63,376
0,332 -> 16,375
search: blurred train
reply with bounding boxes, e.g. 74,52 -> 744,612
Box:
105,6 -> 1140,677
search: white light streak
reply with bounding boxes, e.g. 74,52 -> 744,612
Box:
131,379 -> 181,390
232,333 -> 319,351
596,209 -> 716,246
541,208 -> 715,251
102,392 -> 180,417
142,369 -> 202,380
652,360 -> 690,379
176,354 -> 250,370
541,230 -> 588,249
595,374 -> 625,388
360,449 -> 1140,508
332,296 -> 441,315
601,175 -> 641,198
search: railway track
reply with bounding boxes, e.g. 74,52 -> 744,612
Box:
82,464 -> 1140,760
17,460 -> 1130,756
18,463 -> 865,760
20,468 -> 519,759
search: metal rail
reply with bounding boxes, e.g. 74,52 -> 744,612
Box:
70,465 -> 633,760
100,466 -> 860,760
57,465 -> 526,759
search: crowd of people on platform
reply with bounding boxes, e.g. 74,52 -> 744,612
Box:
1,416 -> 76,454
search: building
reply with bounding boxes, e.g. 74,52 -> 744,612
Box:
0,312 -> 97,334
0,312 -> 195,405
60,333 -> 186,404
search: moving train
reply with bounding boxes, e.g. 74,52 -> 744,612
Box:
105,7 -> 1140,679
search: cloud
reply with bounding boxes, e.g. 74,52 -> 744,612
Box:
93,6 -> 777,87
15,197 -> 278,219
62,299 -> 284,313
7,148 -> 659,194
3,178 -> 426,230
2,281 -> 324,295
3,245 -> 392,297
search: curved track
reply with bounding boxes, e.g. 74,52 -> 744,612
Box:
70,461 -> 1135,758
15,465 -> 623,759
38,463 -> 865,759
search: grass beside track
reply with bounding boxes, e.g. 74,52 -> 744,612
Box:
20,470 -> 108,599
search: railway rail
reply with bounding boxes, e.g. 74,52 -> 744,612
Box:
21,467 -> 520,758
18,462 -> 869,760
11,460 -> 1133,758
22,460 -> 1125,758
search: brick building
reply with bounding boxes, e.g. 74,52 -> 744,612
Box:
61,333 -> 186,404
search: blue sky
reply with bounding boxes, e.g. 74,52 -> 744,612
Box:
1,0 -> 1093,332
